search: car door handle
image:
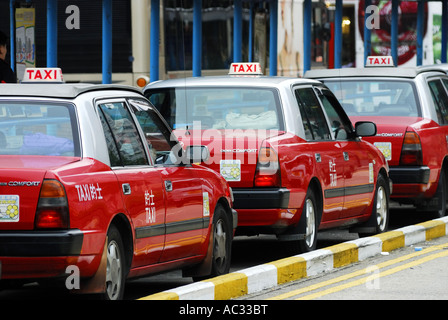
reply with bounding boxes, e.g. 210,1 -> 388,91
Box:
122,183 -> 131,195
343,152 -> 349,161
164,180 -> 173,192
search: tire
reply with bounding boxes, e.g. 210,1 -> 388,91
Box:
210,204 -> 232,277
297,189 -> 319,253
102,225 -> 126,300
359,174 -> 389,237
433,170 -> 447,218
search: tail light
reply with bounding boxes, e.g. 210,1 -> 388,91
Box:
35,179 -> 69,229
399,131 -> 423,166
254,147 -> 281,187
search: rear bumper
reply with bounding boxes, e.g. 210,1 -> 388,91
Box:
232,188 -> 290,209
0,229 -> 83,257
0,229 -> 105,280
389,166 -> 430,184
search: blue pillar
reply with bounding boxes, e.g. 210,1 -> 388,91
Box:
442,0 -> 447,63
233,0 -> 242,62
269,0 -> 278,75
303,0 -> 312,73
364,0 -> 372,65
249,2 -> 254,62
9,0 -> 15,71
150,0 -> 160,82
334,0 -> 342,69
391,0 -> 398,66
47,0 -> 57,67
192,0 -> 202,77
416,0 -> 424,66
102,0 -> 112,84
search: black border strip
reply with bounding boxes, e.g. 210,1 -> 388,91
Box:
325,183 -> 374,199
135,217 -> 210,239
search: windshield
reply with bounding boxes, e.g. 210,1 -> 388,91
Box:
324,80 -> 421,117
0,102 -> 79,156
146,87 -> 283,131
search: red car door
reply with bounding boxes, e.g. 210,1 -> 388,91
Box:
97,101 -> 166,267
130,99 -> 205,262
318,88 -> 373,219
294,86 -> 345,223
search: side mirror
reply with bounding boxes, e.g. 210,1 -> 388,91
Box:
355,121 -> 377,137
186,145 -> 210,163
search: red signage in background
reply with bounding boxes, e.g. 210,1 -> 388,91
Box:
358,0 -> 428,65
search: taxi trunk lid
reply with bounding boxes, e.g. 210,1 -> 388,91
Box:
0,156 -> 77,230
351,116 -> 425,166
175,129 -> 284,188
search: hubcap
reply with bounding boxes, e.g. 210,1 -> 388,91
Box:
106,240 -> 122,300
376,186 -> 387,231
214,219 -> 227,270
305,198 -> 316,248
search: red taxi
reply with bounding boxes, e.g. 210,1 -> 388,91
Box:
0,68 -> 236,299
144,63 -> 391,253
306,57 -> 448,218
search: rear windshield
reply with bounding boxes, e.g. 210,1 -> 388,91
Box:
145,87 -> 283,131
324,80 -> 421,117
0,102 -> 79,156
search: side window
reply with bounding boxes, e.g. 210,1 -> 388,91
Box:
97,102 -> 148,166
295,88 -> 331,141
145,89 -> 177,129
98,109 -> 121,167
130,99 -> 182,166
318,89 -> 354,140
429,79 -> 448,125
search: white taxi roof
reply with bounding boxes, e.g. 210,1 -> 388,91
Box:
0,83 -> 142,99
145,75 -> 320,90
305,66 -> 447,79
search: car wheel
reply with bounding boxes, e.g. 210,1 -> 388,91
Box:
210,204 -> 232,276
104,225 -> 126,300
359,174 -> 389,237
433,170 -> 447,218
374,175 -> 389,233
298,189 -> 319,253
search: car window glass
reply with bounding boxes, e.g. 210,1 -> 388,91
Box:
134,107 -> 181,165
319,90 -> 353,140
325,80 -> 420,117
97,108 -> 122,166
98,102 -> 148,166
429,79 -> 448,125
295,87 -> 331,141
146,87 -> 283,131
0,102 -> 79,156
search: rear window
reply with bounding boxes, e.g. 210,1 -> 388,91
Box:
145,87 -> 283,131
0,102 -> 79,156
325,80 -> 421,117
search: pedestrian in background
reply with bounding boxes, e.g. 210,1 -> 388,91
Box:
0,30 -> 16,83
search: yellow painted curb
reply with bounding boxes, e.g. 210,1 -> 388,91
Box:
205,272 -> 248,300
327,242 -> 359,268
417,220 -> 446,240
373,231 -> 405,252
139,291 -> 179,300
267,256 -> 307,284
138,217 -> 448,300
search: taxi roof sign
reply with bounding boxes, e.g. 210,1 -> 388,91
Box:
22,68 -> 64,83
365,56 -> 395,67
229,62 -> 263,75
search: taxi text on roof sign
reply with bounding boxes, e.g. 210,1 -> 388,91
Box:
228,62 -> 263,75
22,68 -> 64,83
365,56 -> 395,67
